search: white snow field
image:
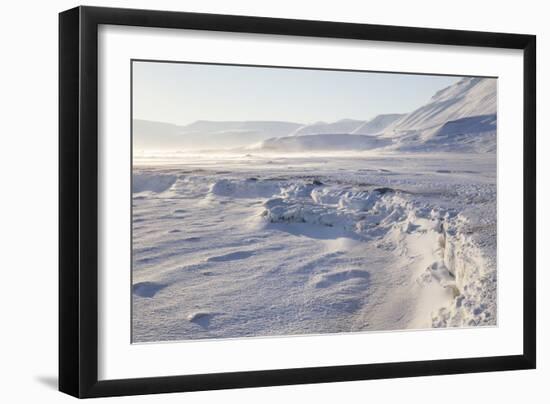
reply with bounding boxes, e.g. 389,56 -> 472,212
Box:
132,77 -> 497,342
132,153 -> 496,342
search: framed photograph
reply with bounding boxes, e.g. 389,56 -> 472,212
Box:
59,6 -> 536,398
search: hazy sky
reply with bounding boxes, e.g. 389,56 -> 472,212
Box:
133,61 -> 461,126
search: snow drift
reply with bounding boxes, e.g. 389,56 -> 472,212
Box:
132,151 -> 496,342
133,172 -> 177,193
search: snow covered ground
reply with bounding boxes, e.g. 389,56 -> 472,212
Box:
131,76 -> 497,342
132,151 -> 496,342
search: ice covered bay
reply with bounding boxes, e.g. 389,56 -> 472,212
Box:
132,152 -> 496,342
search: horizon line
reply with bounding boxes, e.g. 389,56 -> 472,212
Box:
132,114 -> 408,128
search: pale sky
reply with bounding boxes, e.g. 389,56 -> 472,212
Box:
132,60 -> 462,126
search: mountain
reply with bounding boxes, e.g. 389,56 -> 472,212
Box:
135,77 -> 496,153
392,114 -> 497,153
254,77 -> 496,153
351,114 -> 405,135
289,114 -> 405,138
133,120 -> 186,150
133,119 -> 302,150
384,77 -> 497,152
181,120 -> 301,137
291,119 -> 366,136
384,77 -> 496,134
257,134 -> 391,152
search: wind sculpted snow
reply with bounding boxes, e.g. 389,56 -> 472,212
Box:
132,153 -> 496,342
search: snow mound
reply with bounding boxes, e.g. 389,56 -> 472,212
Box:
281,183 -> 321,199
338,191 -> 379,211
259,180 -> 496,328
133,173 -> 177,193
429,218 -> 497,327
132,282 -> 166,298
187,312 -> 215,327
262,197 -> 353,228
209,178 -> 280,198
262,186 -> 411,239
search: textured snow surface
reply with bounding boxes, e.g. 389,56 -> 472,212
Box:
132,153 -> 496,342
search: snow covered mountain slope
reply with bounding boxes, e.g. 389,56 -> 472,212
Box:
351,114 -> 405,135
257,134 -> 391,152
291,119 -> 366,136
383,77 -> 497,152
385,77 -> 496,136
289,115 -> 403,138
393,114 -> 497,153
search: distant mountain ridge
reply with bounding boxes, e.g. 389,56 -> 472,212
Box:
290,119 -> 366,136
133,119 -> 302,150
351,114 -> 405,135
182,120 -> 302,135
134,114 -> 402,150
134,77 -> 496,153
259,134 -> 391,152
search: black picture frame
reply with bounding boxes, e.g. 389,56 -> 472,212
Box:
59,5 -> 536,398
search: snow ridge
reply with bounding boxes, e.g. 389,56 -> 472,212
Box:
132,152 -> 497,342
